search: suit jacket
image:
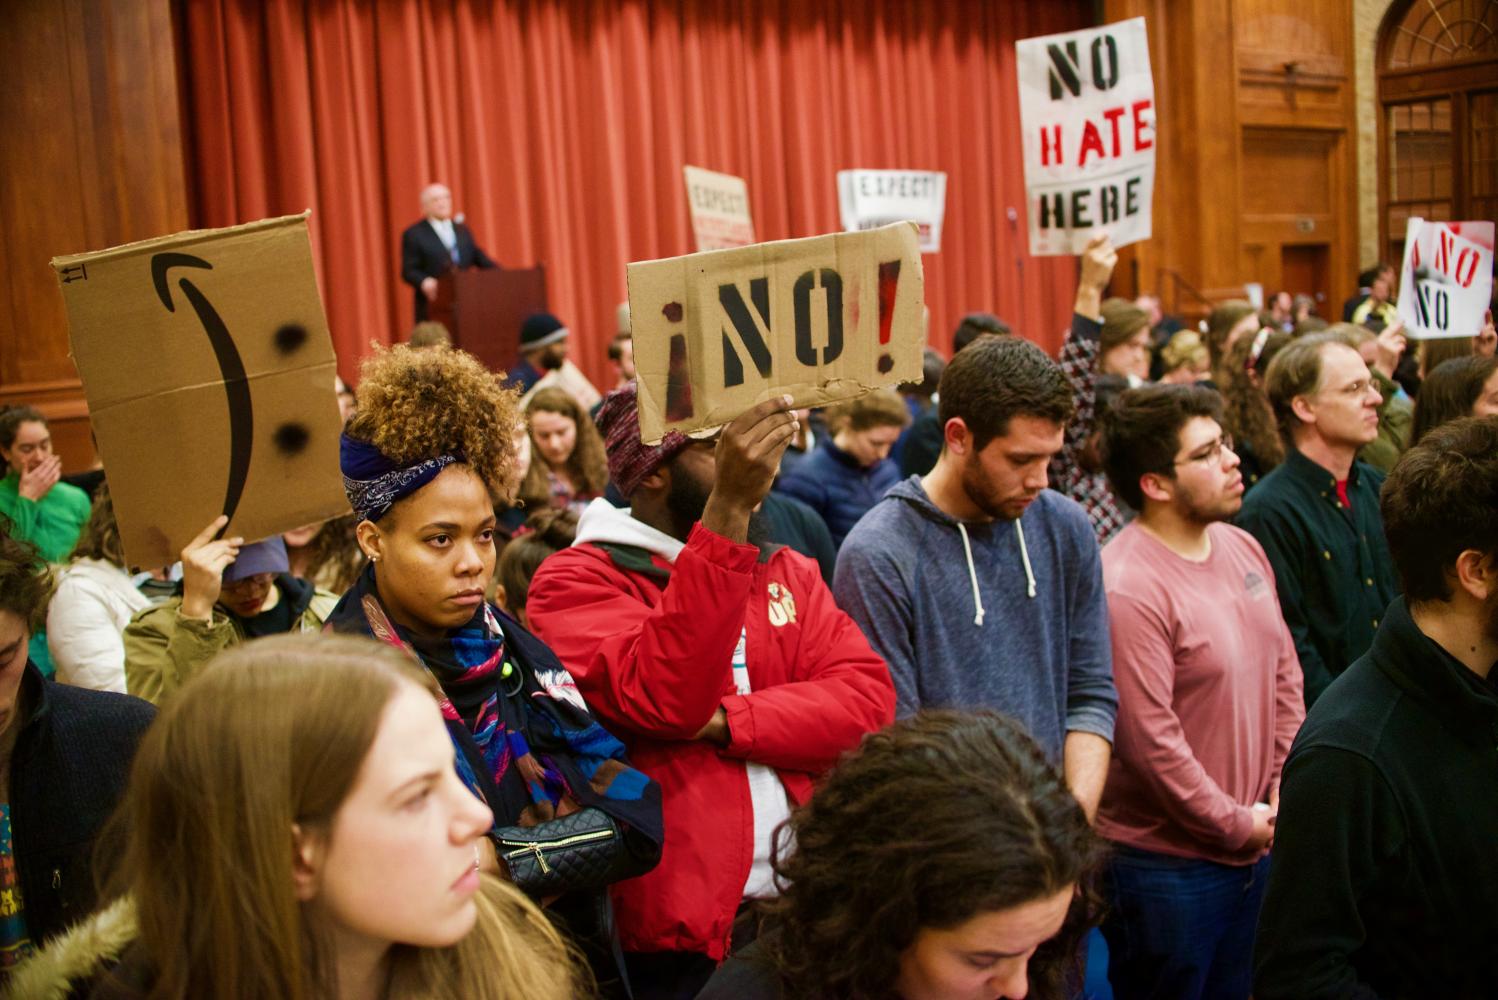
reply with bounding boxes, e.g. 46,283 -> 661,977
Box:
400,218 -> 496,321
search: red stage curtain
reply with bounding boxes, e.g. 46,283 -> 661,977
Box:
176,0 -> 1090,388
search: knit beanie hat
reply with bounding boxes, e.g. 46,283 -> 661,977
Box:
519,312 -> 570,350
1099,298 -> 1151,352
595,382 -> 692,498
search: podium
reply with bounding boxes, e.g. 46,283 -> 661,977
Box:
428,266 -> 548,374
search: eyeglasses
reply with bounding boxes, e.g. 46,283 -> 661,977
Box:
1174,434 -> 1235,467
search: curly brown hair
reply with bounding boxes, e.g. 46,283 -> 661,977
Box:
300,513 -> 366,594
757,711 -> 1107,1000
344,345 -> 522,506
0,524 -> 54,632
1217,329 -> 1290,473
69,486 -> 127,569
517,388 -> 608,511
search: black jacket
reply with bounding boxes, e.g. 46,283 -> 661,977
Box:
399,218 -> 496,322
1236,449 -> 1399,706
1254,597 -> 1498,999
10,662 -> 155,947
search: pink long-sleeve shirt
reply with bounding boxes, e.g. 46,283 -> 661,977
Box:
1097,521 -> 1305,866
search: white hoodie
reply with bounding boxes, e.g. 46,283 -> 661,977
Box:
46,558 -> 150,693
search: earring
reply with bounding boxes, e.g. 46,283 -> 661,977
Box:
369,552 -> 379,563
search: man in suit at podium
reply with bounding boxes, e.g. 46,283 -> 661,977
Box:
400,183 -> 496,322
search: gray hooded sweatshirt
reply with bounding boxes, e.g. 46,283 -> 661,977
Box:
833,476 -> 1116,761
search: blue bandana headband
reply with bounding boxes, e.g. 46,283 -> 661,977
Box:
340,433 -> 461,523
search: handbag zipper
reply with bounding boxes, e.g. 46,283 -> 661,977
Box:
497,828 -> 615,876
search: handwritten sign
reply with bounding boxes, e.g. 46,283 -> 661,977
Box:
628,222 -> 924,444
837,170 -> 948,253
52,214 -> 349,569
683,165 -> 755,251
1395,218 -> 1495,340
1017,17 -> 1156,255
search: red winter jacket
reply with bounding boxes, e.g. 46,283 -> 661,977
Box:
527,512 -> 894,960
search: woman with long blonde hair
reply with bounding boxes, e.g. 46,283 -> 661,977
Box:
517,387 -> 608,513
10,633 -> 589,999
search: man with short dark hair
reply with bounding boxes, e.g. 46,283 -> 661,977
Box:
1255,415 -> 1498,999
526,385 -> 894,999
1237,333 -> 1398,705
898,314 -> 1012,478
1097,385 -> 1304,999
0,528 -> 153,985
835,335 -> 1116,817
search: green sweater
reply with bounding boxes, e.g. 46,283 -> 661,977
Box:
0,473 -> 91,563
1236,449 -> 1399,707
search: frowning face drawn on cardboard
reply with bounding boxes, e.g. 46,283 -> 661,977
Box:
53,213 -> 349,569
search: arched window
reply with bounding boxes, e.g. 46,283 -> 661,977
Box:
1377,0 -> 1498,266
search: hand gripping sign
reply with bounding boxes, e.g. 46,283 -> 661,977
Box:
52,213 -> 349,569
1017,17 -> 1157,256
1395,218 -> 1494,340
628,222 -> 925,444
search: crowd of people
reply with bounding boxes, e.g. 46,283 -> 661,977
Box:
0,220 -> 1495,1000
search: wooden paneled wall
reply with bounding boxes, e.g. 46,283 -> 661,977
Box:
0,0 -> 187,472
1104,0 -> 1360,323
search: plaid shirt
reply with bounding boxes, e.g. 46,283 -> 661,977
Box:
1049,314 -> 1128,546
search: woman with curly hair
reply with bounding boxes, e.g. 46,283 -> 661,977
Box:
518,387 -> 608,514
698,710 -> 1106,1000
9,634 -> 589,999
329,345 -> 662,989
1216,328 -> 1291,493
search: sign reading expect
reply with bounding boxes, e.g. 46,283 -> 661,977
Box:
1395,218 -> 1495,340
683,165 -> 755,251
1016,17 -> 1156,256
628,222 -> 925,444
52,214 -> 350,569
837,170 -> 948,253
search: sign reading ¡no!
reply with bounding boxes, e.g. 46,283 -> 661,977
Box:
628,222 -> 925,444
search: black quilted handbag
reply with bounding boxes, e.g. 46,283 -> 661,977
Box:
491,806 -> 639,898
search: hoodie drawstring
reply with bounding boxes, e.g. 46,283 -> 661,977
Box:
958,523 -> 985,627
1015,519 -> 1037,599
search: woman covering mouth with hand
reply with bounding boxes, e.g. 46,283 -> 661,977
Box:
326,345 -> 663,985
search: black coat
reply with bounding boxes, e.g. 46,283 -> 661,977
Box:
399,218 -> 496,322
10,662 -> 155,946
1254,597 -> 1498,998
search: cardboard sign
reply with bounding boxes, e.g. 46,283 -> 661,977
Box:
1017,17 -> 1156,256
1395,218 -> 1495,340
837,170 -> 948,253
683,166 -> 755,251
628,222 -> 924,444
52,213 -> 349,569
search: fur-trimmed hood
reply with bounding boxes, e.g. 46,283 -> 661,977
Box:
8,896 -> 136,1000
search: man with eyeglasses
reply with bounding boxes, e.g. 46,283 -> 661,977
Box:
1236,332 -> 1398,707
1094,384 -> 1305,1000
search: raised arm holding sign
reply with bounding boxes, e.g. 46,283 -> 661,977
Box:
1017,17 -> 1156,256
